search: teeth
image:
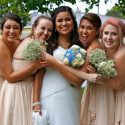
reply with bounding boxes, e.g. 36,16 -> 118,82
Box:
106,41 -> 112,45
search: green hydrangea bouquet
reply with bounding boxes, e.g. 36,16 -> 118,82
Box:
89,48 -> 117,78
62,45 -> 86,67
98,60 -> 117,78
23,40 -> 47,61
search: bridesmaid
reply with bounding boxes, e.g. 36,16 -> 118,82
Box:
0,13 -> 44,125
99,18 -> 125,125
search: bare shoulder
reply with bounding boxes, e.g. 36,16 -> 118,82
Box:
17,37 -> 32,47
0,38 -> 7,52
21,37 -> 32,44
87,39 -> 103,53
0,40 -> 9,60
116,45 -> 125,58
114,46 -> 125,66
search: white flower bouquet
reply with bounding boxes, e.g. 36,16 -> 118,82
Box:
97,60 -> 117,78
23,40 -> 47,61
62,45 -> 86,67
89,48 -> 117,78
89,48 -> 108,67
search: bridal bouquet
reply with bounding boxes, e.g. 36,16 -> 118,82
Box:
62,45 -> 86,67
89,48 -> 117,78
23,40 -> 47,61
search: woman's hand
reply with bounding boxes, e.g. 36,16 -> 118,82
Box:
87,73 -> 104,84
86,64 -> 96,73
33,103 -> 42,115
42,52 -> 57,67
32,60 -> 44,69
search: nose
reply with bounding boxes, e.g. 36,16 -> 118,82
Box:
82,27 -> 87,33
62,20 -> 66,25
107,33 -> 112,39
44,29 -> 48,35
10,28 -> 14,33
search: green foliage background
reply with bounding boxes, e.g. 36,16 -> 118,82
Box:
0,0 -> 124,26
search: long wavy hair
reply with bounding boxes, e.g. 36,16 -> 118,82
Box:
47,6 -> 80,55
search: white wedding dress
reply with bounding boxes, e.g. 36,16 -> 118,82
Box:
40,46 -> 82,125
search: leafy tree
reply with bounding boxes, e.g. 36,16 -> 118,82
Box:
0,0 -> 30,26
80,0 -> 109,12
106,6 -> 125,19
0,0 -> 124,26
0,0 -> 77,26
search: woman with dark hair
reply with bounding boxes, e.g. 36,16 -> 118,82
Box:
0,13 -> 51,125
78,13 -> 101,49
47,5 -> 81,54
38,6 -> 83,125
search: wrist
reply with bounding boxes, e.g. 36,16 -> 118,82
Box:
32,101 -> 41,107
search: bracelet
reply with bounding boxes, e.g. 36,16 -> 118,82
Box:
32,101 -> 41,107
33,109 -> 41,112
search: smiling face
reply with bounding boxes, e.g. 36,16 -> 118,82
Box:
78,19 -> 97,48
2,19 -> 21,43
33,18 -> 53,41
102,24 -> 120,50
55,11 -> 74,36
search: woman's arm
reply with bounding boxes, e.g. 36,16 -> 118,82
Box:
44,53 -> 83,87
0,46 -> 42,83
103,47 -> 125,90
32,69 -> 45,112
61,65 -> 102,83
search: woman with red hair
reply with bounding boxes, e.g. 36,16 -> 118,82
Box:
100,18 -> 125,125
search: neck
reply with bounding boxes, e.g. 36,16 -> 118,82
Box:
1,37 -> 17,56
58,36 -> 70,49
105,47 -> 119,59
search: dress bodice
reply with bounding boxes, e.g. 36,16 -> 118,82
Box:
12,38 -> 33,71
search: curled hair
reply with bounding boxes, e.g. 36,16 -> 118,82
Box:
100,18 -> 125,44
80,13 -> 102,38
1,12 -> 23,31
47,6 -> 80,54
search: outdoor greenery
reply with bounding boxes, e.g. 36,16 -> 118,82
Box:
106,5 -> 125,19
0,0 -> 124,26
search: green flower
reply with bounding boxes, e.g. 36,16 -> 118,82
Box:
97,60 -> 117,78
89,48 -> 117,78
23,40 -> 47,61
89,48 -> 108,67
